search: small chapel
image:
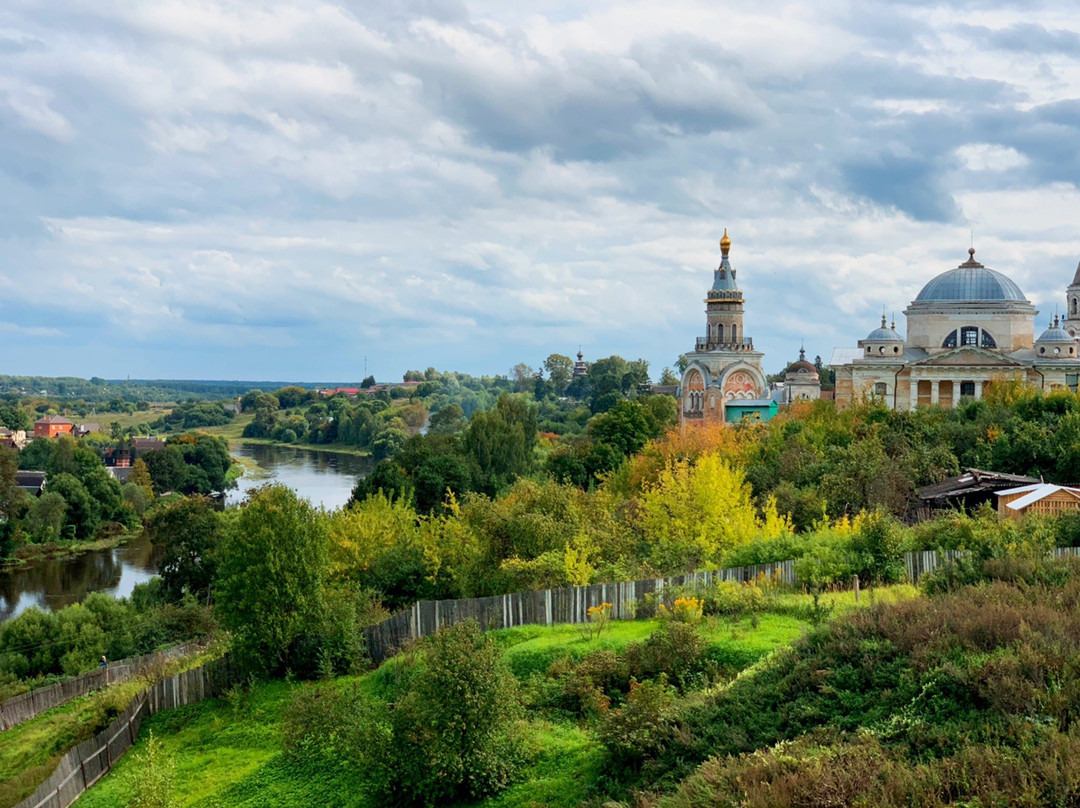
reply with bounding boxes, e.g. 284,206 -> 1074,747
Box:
679,230 -> 770,427
832,247 -> 1080,409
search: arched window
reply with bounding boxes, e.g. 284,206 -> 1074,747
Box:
731,325 -> 738,344
717,324 -> 724,343
980,330 -> 997,349
1073,297 -> 1078,315
961,327 -> 979,347
943,330 -> 958,348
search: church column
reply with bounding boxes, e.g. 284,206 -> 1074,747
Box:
975,380 -> 984,400
930,380 -> 939,405
952,382 -> 962,408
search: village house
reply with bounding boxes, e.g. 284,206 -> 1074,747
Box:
33,415 -> 74,438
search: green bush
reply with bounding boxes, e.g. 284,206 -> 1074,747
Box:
383,621 -> 523,806
599,676 -> 677,772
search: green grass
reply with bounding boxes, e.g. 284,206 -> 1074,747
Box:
59,587 -> 921,808
0,645 -> 223,808
69,606 -> 828,808
0,681 -> 144,808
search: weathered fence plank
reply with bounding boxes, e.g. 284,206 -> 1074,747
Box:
0,639 -> 208,732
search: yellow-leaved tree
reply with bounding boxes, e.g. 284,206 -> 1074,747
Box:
637,451 -> 759,572
326,490 -> 420,580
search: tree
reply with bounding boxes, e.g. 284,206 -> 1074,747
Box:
381,621 -> 521,806
637,452 -> 760,572
0,446 -> 22,519
129,458 -> 154,499
275,386 -> 309,409
510,362 -> 535,393
659,367 -> 680,386
82,466 -> 127,524
427,404 -> 467,435
148,496 -> 221,602
47,436 -> 101,480
588,399 -> 660,458
25,491 -> 66,542
17,438 -> 53,471
403,370 -> 425,382
543,354 -> 574,395
214,484 -> 329,676
464,394 -> 537,494
48,473 -> 100,540
360,375 -> 376,389
143,446 -> 188,495
240,389 -> 264,412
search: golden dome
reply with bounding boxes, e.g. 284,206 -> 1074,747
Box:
719,228 -> 731,257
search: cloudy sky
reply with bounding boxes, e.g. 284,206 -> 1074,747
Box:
3,0 -> 1080,382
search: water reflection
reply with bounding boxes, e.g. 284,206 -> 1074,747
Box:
0,443 -> 371,622
0,534 -> 162,622
226,443 -> 372,510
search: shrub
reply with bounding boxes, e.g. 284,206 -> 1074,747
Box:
599,676 -> 677,772
624,622 -> 707,690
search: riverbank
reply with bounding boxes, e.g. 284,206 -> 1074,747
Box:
230,437 -> 372,458
1,531 -> 142,571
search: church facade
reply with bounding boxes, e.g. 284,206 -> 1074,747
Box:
680,231 -> 769,427
832,248 -> 1080,409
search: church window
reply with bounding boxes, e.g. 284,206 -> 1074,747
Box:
717,324 -> 724,343
961,327 -> 979,347
1067,374 -> 1079,393
1073,298 -> 1078,315
894,346 -> 900,353
874,382 -> 887,397
878,346 -> 886,354
960,381 -> 975,397
731,325 -> 738,343
1040,347 -> 1046,354
980,330 -> 997,348
866,347 -> 872,354
943,330 -> 958,348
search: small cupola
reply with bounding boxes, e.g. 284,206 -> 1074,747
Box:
858,315 -> 905,358
1036,315 -> 1077,358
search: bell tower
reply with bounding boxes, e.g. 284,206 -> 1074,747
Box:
703,229 -> 749,350
1063,261 -> 1080,340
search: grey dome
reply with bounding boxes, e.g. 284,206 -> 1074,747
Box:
1037,325 -> 1074,344
865,316 -> 903,341
914,249 -> 1027,303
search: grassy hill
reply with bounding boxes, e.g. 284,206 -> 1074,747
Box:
73,587 -> 918,808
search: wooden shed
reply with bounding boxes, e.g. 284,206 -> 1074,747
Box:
996,483 -> 1080,518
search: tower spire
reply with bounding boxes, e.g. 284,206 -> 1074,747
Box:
719,228 -> 731,258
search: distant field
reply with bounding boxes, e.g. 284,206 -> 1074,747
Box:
76,405 -> 171,432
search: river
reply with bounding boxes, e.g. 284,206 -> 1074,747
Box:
0,443 -> 372,622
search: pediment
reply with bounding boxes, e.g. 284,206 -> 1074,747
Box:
913,347 -> 1023,367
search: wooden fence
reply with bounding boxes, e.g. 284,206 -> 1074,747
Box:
13,655 -> 236,808
363,560 -> 796,663
0,639 -> 208,731
363,547 -> 1080,664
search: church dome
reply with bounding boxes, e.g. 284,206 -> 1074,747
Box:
865,315 -> 903,341
785,348 -> 819,379
914,249 -> 1027,303
1037,318 -> 1074,344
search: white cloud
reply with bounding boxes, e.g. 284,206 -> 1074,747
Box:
956,143 -> 1029,172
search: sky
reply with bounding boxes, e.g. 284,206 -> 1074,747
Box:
3,0 -> 1080,382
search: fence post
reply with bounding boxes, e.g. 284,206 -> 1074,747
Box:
853,574 -> 860,603
81,758 -> 88,789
